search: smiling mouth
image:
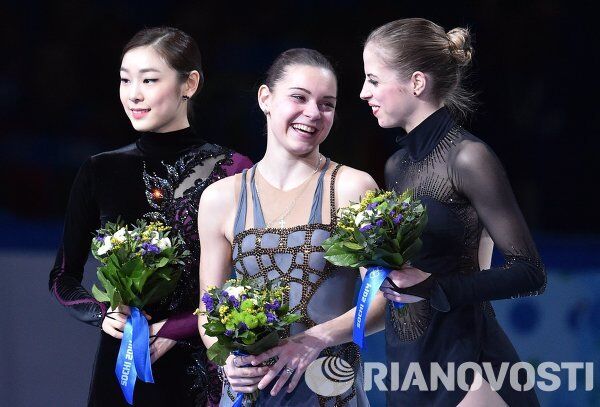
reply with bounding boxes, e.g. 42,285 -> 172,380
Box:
370,105 -> 380,115
291,123 -> 318,134
131,108 -> 150,119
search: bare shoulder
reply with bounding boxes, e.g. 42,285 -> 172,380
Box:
334,165 -> 379,208
199,174 -> 241,222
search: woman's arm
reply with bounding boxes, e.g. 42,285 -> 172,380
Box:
250,167 -> 386,396
197,177 -> 270,393
382,140 -> 546,310
49,158 -> 107,326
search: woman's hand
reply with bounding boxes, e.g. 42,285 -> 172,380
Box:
101,305 -> 152,339
148,319 -> 176,364
248,331 -> 327,396
223,354 -> 270,393
101,305 -> 131,339
379,264 -> 430,303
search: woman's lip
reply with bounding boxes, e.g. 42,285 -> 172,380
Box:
290,125 -> 318,139
131,109 -> 150,120
371,106 -> 379,116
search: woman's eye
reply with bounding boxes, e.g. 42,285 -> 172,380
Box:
120,78 -> 130,84
322,102 -> 336,110
368,79 -> 378,86
291,94 -> 306,102
143,78 -> 158,84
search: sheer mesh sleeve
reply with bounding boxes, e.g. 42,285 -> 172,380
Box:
430,139 -> 546,311
49,158 -> 106,326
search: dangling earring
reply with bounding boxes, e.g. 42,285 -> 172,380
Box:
182,95 -> 190,101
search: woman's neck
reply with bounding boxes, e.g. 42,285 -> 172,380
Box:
404,100 -> 444,133
258,143 -> 322,191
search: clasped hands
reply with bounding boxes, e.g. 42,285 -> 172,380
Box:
101,305 -> 176,363
222,331 -> 327,396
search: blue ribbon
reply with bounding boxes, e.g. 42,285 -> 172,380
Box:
114,307 -> 154,405
353,266 -> 404,349
232,350 -> 250,407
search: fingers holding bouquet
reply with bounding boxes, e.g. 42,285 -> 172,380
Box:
380,265 -> 431,303
223,354 -> 270,393
250,332 -> 326,396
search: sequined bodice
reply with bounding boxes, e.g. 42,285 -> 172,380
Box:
228,161 -> 364,406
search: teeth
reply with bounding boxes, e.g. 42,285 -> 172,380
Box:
292,123 -> 316,133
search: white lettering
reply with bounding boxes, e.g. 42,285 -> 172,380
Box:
537,362 -> 561,391
401,362 -> 428,391
562,362 -> 584,391
430,362 -> 455,391
364,363 -> 387,391
482,362 -> 509,391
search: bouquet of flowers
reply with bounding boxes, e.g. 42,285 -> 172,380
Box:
91,219 -> 189,309
322,189 -> 427,348
198,278 -> 300,366
91,219 -> 189,405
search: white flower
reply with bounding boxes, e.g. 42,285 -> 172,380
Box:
150,231 -> 160,245
157,237 -> 171,251
97,239 -> 113,256
226,286 -> 246,299
112,228 -> 127,244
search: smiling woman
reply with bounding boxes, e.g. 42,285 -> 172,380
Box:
48,27 -> 252,406
196,49 -> 384,406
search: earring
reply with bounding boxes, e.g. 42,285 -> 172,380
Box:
182,95 -> 190,101
413,91 -> 417,96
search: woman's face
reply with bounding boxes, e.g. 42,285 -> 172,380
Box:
119,46 -> 188,133
261,64 -> 337,156
360,43 -> 416,130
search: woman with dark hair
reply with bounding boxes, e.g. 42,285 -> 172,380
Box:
197,48 -> 382,406
360,18 -> 546,406
49,26 -> 252,406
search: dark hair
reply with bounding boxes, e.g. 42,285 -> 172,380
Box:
122,27 -> 203,117
264,48 -> 337,90
367,18 -> 475,120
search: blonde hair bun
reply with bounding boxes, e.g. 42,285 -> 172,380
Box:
447,27 -> 473,67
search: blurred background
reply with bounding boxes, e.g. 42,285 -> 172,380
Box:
1,0 -> 598,405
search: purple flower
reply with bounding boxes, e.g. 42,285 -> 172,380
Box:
241,294 -> 248,301
224,329 -> 234,337
229,296 -> 240,308
359,224 -> 374,232
367,203 -> 378,210
401,202 -> 409,209
266,312 -> 278,323
96,235 -> 105,243
375,219 -> 384,227
393,213 -> 404,224
201,293 -> 214,313
222,291 -> 229,298
141,242 -> 160,255
265,300 -> 281,312
238,322 -> 248,332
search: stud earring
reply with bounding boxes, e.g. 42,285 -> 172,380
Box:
182,95 -> 190,101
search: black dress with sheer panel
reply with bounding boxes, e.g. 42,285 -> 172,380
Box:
48,127 -> 252,406
384,107 -> 546,406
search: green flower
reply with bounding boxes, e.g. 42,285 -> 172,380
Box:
244,314 -> 259,329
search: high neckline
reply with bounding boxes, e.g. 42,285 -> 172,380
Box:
396,107 -> 455,161
136,127 -> 205,156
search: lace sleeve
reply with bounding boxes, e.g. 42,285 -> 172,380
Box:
430,139 -> 546,311
49,158 -> 106,326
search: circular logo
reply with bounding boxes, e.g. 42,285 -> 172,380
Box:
304,356 -> 355,397
369,269 -> 381,279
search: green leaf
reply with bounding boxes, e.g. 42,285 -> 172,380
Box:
342,242 -> 363,251
91,284 -> 110,302
207,342 -> 231,366
324,253 -> 361,267
204,321 -> 226,335
401,239 -> 423,262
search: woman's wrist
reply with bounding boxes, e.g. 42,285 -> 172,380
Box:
304,324 -> 334,349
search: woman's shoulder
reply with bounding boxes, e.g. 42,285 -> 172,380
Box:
450,129 -> 502,173
331,162 -> 378,205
